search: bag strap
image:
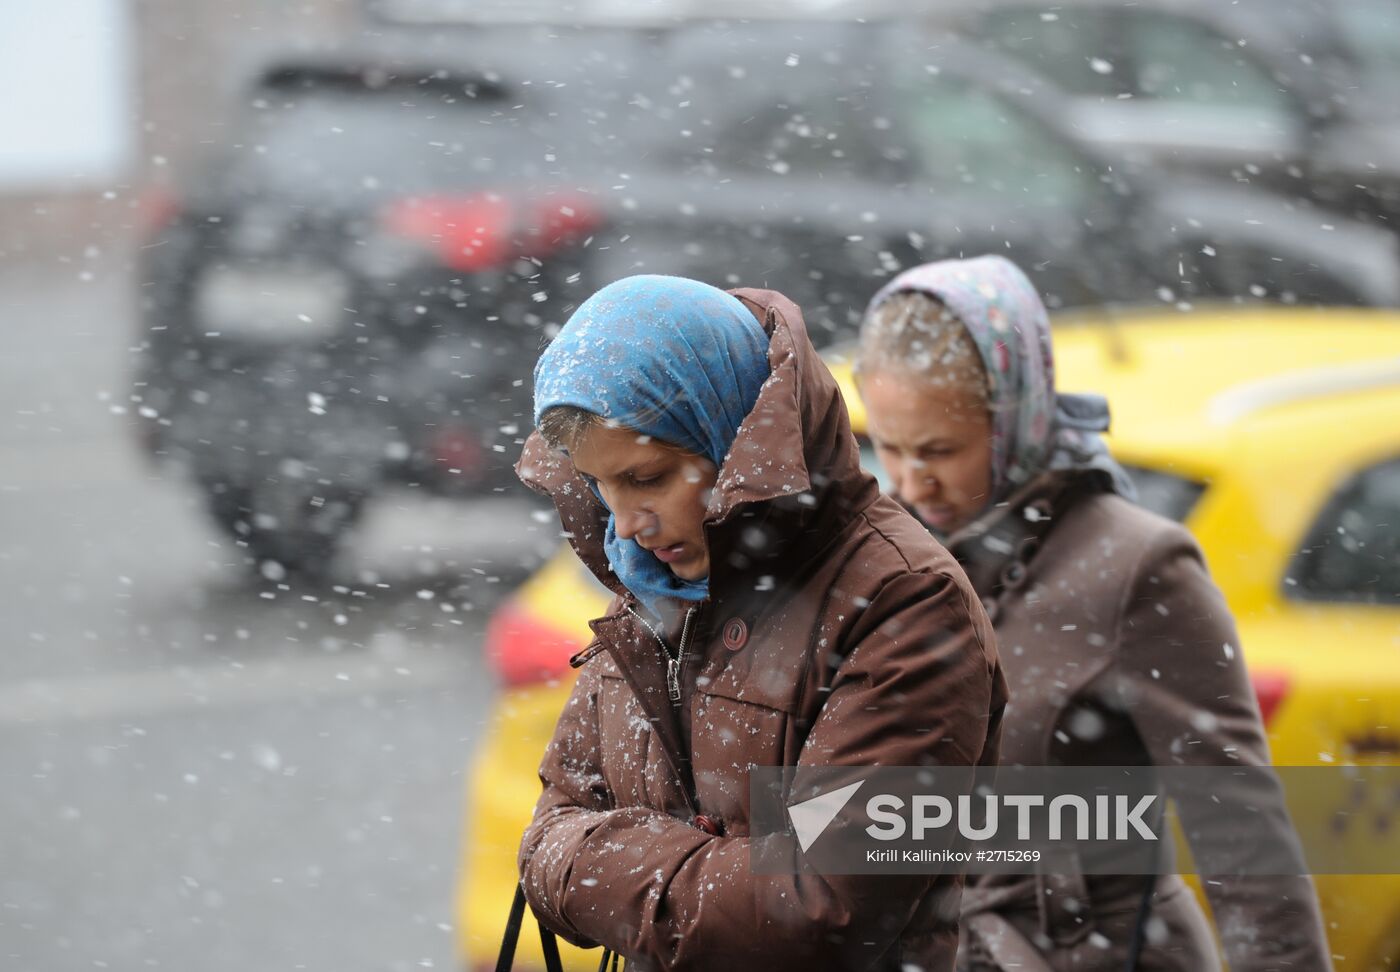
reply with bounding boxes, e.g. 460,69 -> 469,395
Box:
494,885 -> 528,972
540,921 -> 564,972
496,884 -> 567,972
1122,875 -> 1155,971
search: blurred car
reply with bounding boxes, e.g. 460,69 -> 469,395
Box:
930,0 -> 1400,227
131,49 -> 607,574
455,304 -> 1400,971
131,20 -> 1400,577
588,23 -> 1400,337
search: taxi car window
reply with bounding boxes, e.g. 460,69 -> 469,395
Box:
1122,464 -> 1206,523
1291,456 -> 1400,604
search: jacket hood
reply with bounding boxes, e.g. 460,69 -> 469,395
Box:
517,287 -> 879,601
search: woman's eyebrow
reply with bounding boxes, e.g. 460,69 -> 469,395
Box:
580,458 -> 665,481
876,435 -> 955,450
619,460 -> 667,477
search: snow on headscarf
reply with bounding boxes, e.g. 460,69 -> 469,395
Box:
533,274 -> 771,618
866,255 -> 1134,508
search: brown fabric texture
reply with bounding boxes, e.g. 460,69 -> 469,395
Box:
514,288 -> 1007,972
949,474 -> 1332,972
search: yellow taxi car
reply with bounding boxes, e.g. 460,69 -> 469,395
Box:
455,306 -> 1400,971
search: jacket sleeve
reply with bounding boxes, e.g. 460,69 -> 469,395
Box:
514,655 -> 613,950
517,570 -> 1002,972
1109,522 -> 1333,972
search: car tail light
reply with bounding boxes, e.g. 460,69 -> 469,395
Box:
485,599 -> 584,687
381,193 -> 513,271
526,195 -> 600,250
381,192 -> 600,272
138,187 -> 181,237
1251,670 -> 1291,727
429,426 -> 485,479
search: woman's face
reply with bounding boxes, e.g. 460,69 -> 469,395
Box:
570,423 -> 719,581
860,369 -> 994,535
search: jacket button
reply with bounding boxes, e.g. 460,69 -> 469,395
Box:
722,618 -> 748,651
693,814 -> 722,836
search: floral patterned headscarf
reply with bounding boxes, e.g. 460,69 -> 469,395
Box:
865,255 -> 1134,506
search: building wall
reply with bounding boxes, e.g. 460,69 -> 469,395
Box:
0,0 -> 360,263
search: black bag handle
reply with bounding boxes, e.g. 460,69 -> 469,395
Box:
496,883 -> 566,972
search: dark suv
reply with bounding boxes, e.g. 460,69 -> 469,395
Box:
134,52 -> 612,573
132,21 -> 1400,577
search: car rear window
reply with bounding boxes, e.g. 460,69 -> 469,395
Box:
1122,464 -> 1207,523
223,84 -> 551,198
1290,455 -> 1400,604
214,66 -> 637,200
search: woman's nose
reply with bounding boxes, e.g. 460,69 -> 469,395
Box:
614,506 -> 657,542
897,462 -> 938,504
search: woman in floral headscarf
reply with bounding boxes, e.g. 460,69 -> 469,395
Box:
855,256 -> 1330,972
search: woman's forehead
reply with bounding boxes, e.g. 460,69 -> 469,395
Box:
571,423 -> 675,474
862,371 -> 992,443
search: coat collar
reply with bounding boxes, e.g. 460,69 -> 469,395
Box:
944,469 -> 1109,609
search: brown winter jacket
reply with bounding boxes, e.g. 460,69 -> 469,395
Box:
514,288 -> 1007,972
948,472 -> 1332,972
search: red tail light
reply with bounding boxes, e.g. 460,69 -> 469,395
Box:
485,599 -> 585,687
1250,670 -> 1291,727
382,193 -> 513,271
429,426 -> 485,479
526,195 -> 599,249
381,192 -> 600,272
138,187 -> 181,237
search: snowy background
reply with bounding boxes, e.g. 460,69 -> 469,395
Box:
4,1 -> 1400,970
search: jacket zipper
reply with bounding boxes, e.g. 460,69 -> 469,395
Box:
624,604 -> 704,823
626,605 -> 697,704
673,607 -> 697,704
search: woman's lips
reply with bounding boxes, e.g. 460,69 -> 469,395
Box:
916,505 -> 958,529
651,543 -> 686,564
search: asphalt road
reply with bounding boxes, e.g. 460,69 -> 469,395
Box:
0,258 -> 556,972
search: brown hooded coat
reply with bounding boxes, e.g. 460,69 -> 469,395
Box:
514,288 -> 1007,972
949,472 -> 1332,972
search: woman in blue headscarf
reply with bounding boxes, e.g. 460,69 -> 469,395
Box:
530,274 -> 771,620
854,256 -> 1329,972
514,275 -> 1006,972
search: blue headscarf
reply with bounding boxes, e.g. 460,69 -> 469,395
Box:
533,275 -> 771,617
